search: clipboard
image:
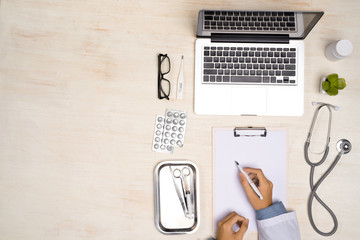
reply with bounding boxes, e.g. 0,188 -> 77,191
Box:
213,127 -> 287,231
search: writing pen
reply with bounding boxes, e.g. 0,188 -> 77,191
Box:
235,161 -> 263,200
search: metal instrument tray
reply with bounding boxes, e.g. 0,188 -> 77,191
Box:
154,160 -> 200,234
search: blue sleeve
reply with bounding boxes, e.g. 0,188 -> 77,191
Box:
255,201 -> 287,220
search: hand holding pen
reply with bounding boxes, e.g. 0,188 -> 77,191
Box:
216,165 -> 274,240
238,166 -> 273,210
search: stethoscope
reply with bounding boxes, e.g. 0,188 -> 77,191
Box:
304,102 -> 352,236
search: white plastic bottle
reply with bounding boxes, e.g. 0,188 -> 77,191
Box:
325,39 -> 353,61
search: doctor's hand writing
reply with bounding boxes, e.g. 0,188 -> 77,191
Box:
216,212 -> 249,240
239,168 -> 273,210
216,168 -> 273,240
216,167 -> 300,240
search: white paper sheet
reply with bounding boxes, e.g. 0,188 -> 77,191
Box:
213,128 -> 287,231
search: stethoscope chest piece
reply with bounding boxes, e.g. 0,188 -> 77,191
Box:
336,139 -> 352,154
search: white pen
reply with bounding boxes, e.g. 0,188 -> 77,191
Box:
235,161 -> 263,200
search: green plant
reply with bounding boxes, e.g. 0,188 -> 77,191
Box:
322,73 -> 346,96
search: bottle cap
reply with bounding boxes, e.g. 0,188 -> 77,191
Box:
335,39 -> 353,57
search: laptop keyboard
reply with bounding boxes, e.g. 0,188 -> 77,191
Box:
202,46 -> 297,85
203,11 -> 296,32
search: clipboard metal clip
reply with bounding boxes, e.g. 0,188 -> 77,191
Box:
233,127 -> 267,137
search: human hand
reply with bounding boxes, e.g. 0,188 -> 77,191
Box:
239,168 -> 273,210
217,212 -> 249,240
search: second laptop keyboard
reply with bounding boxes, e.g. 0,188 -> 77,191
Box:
203,46 -> 297,85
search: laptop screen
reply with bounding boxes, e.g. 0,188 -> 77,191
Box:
197,10 -> 324,40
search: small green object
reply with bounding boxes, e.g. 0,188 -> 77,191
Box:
336,78 -> 346,90
327,87 -> 338,96
322,74 -> 346,96
322,81 -> 330,91
327,74 -> 338,83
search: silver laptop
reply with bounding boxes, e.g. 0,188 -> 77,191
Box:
194,10 -> 323,116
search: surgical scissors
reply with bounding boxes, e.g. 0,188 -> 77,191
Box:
171,167 -> 194,219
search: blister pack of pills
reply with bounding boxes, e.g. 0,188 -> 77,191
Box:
152,109 -> 187,154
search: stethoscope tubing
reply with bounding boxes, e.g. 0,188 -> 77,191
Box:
304,103 -> 343,236
305,144 -> 342,236
306,104 -> 332,156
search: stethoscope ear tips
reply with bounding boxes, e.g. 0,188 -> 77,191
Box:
312,102 -> 340,111
337,139 -> 352,154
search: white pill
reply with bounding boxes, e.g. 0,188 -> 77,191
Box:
155,137 -> 160,142
179,127 -> 184,132
170,139 -> 175,145
172,126 -> 178,131
160,145 -> 165,150
164,138 -> 169,144
167,145 -> 173,151
165,132 -> 170,137
179,120 -> 185,126
157,124 -> 162,129
157,117 -> 163,122
178,134 -> 183,139
154,144 -> 159,149
177,140 -> 183,147
156,130 -> 161,135
167,111 -> 173,117
180,113 -> 186,119
174,112 -> 179,118
166,125 -> 171,130
173,119 -> 178,125
166,118 -> 172,124
171,133 -> 176,138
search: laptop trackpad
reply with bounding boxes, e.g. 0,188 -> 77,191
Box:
231,88 -> 267,115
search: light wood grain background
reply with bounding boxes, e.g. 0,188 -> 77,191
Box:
1,0 -> 359,239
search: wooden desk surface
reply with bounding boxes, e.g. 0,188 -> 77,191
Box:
1,0 -> 360,239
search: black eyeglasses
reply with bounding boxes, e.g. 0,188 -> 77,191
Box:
158,54 -> 171,100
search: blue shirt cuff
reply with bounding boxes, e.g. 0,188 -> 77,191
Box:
255,201 -> 287,220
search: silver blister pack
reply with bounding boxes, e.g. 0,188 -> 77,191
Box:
164,109 -> 187,147
152,109 -> 187,153
152,115 -> 174,153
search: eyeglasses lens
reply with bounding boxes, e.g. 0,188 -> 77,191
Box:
161,56 -> 170,74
